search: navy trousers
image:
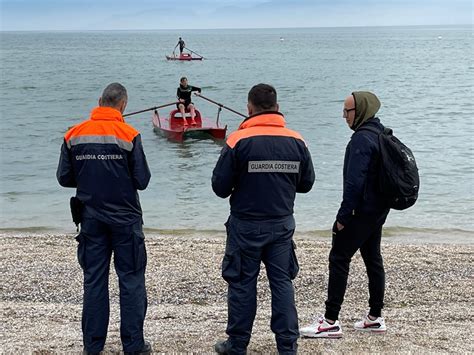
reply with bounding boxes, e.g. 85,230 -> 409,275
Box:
325,213 -> 388,321
222,215 -> 299,355
76,217 -> 147,352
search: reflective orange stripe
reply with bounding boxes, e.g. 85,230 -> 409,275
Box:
239,113 -> 285,130
65,107 -> 138,144
227,113 -> 305,148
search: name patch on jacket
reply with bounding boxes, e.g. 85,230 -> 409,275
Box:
248,161 -> 300,173
75,154 -> 123,160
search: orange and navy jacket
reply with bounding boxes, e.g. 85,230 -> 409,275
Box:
212,111 -> 315,219
57,106 -> 151,225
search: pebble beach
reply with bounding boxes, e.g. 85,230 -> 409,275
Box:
1,232 -> 473,353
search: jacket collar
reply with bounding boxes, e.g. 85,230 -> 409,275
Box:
355,117 -> 382,130
90,106 -> 124,122
239,111 -> 285,130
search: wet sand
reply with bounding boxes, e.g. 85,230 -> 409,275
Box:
1,232 -> 473,353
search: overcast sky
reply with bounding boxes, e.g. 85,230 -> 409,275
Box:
1,0 -> 472,31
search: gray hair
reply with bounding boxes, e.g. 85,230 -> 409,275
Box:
100,82 -> 127,107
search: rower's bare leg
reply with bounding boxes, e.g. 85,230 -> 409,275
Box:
179,104 -> 188,125
189,104 -> 197,125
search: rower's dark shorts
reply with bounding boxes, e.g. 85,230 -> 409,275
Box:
177,101 -> 193,109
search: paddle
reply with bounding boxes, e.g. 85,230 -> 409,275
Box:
123,102 -> 178,118
194,93 -> 246,118
185,47 -> 205,59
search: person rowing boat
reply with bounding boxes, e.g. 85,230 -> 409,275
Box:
176,77 -> 201,125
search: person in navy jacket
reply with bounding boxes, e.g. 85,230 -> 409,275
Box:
300,91 -> 390,339
212,83 -> 315,354
57,83 -> 152,354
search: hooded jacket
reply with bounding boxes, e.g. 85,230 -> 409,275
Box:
212,111 -> 315,219
351,91 -> 381,131
57,106 -> 151,225
336,92 -> 389,225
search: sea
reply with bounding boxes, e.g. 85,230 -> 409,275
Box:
1,26 -> 473,240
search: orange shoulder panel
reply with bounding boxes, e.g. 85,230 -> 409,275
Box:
226,126 -> 305,149
65,120 -> 139,143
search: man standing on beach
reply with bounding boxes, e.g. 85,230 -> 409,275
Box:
300,91 -> 390,338
212,83 -> 315,354
56,83 -> 152,354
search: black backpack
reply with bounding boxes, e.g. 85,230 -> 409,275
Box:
359,126 -> 420,210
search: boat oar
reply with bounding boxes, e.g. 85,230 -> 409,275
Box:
123,102 -> 178,118
185,47 -> 205,59
194,93 -> 246,118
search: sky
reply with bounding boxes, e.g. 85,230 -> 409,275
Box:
1,0 -> 472,31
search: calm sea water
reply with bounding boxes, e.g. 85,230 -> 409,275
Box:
1,26 -> 473,234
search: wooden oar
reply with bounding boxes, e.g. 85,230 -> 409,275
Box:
185,47 -> 205,59
123,102 -> 178,117
194,93 -> 246,118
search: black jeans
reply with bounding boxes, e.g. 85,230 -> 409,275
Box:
77,217 -> 147,353
325,213 -> 387,321
222,215 -> 299,355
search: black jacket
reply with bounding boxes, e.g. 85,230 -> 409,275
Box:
212,112 -> 315,219
57,106 -> 151,226
177,85 -> 201,106
336,117 -> 390,225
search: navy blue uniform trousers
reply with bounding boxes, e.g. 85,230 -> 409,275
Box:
76,217 -> 147,352
325,213 -> 388,321
222,215 -> 299,355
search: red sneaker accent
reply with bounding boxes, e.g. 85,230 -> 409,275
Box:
317,325 -> 339,333
363,322 -> 381,328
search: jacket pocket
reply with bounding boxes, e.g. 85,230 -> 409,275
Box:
133,229 -> 147,272
289,240 -> 299,280
222,249 -> 241,283
75,233 -> 86,270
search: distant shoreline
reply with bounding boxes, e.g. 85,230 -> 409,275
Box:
1,24 -> 471,33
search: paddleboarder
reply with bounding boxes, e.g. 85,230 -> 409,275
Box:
175,37 -> 185,55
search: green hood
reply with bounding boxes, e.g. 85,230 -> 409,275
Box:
351,91 -> 381,131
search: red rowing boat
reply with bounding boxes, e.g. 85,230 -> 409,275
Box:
166,53 -> 203,61
152,109 -> 226,142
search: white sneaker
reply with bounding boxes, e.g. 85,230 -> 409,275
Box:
354,314 -> 387,333
300,316 -> 343,338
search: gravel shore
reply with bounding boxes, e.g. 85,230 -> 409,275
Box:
1,232 -> 473,353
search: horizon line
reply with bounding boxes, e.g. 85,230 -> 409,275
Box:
1,23 -> 471,33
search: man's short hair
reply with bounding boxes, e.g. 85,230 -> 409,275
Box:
180,77 -> 187,83
248,84 -> 277,111
100,83 -> 127,107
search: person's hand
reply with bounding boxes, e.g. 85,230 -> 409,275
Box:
179,99 -> 185,103
194,92 -> 201,96
336,221 -> 344,231
332,220 -> 344,235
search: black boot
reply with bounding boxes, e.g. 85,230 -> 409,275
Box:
214,340 -> 231,354
124,341 -> 152,355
